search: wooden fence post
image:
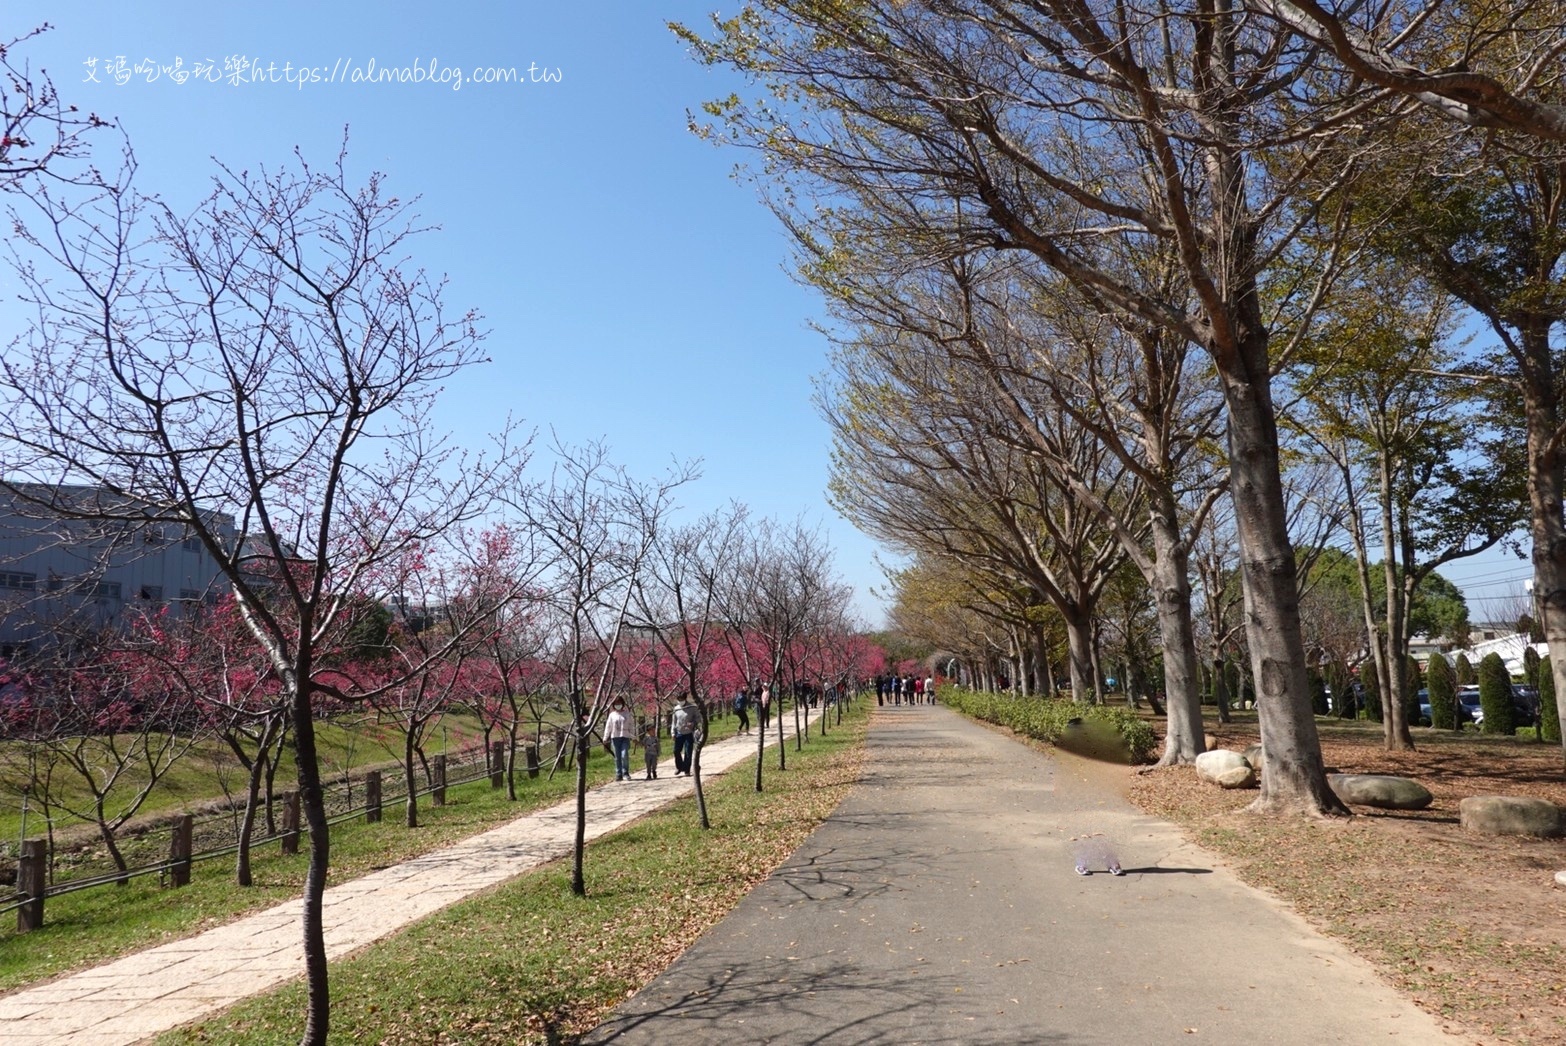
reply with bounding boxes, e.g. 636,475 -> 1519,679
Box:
525,743 -> 539,779
16,839 -> 45,933
282,791 -> 300,855
167,814 -> 194,888
365,770 -> 382,823
432,754 -> 447,806
490,742 -> 505,788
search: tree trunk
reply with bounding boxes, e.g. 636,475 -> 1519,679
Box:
1377,451 -> 1416,749
505,719 -> 520,801
775,678 -> 787,770
93,804 -> 129,882
1151,520 -> 1206,765
693,693 -> 711,830
292,688 -> 332,1046
1223,361 -> 1347,815
236,748 -> 265,887
755,696 -> 766,792
1523,329 -> 1566,763
403,730 -> 419,829
571,724 -> 589,896
1063,608 -> 1095,704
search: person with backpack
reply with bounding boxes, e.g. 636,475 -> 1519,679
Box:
733,685 -> 751,734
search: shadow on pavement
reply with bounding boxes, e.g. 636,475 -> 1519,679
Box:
584,961 -> 1072,1045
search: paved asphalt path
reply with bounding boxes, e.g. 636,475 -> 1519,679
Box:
587,705 -> 1466,1046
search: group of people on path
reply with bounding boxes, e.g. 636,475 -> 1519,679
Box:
874,673 -> 936,707
729,680 -> 772,735
601,694 -> 704,782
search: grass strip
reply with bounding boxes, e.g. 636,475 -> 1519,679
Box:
0,713 -> 747,991
156,700 -> 869,1045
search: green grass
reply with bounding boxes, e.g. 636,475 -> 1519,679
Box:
0,711 -> 495,847
0,705 -> 748,990
154,700 -> 868,1045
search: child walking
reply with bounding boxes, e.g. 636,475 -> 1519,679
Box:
639,721 -> 661,780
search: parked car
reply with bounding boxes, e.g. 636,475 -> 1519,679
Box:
1417,686 -> 1479,727
1464,683 -> 1538,729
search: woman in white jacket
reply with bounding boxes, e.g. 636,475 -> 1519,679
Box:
604,698 -> 634,781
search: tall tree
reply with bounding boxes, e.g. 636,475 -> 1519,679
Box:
1293,273 -> 1518,748
630,506 -> 746,828
511,438 -> 691,895
0,149 -> 525,1044
682,1 -> 1366,813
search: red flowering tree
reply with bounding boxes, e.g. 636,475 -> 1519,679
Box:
130,599 -> 288,886
19,626 -> 206,880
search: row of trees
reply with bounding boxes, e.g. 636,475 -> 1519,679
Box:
0,39 -> 876,1044
675,0 -> 1566,802
0,501 -> 876,883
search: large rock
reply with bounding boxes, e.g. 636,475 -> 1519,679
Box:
1459,796 -> 1565,838
1196,749 -> 1255,788
1214,765 -> 1257,789
1327,774 -> 1433,810
1242,743 -> 1265,776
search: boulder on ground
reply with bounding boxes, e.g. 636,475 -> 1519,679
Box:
1242,743 -> 1265,775
1195,749 -> 1255,788
1214,765 -> 1257,789
1327,773 -> 1433,810
1555,870 -> 1566,889
1459,796 -> 1565,838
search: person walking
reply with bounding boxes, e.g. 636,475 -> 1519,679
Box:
671,696 -> 698,776
733,685 -> 751,734
759,682 -> 772,731
925,674 -> 937,704
639,720 -> 661,780
604,698 -> 633,782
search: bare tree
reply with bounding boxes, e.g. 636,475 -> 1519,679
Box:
631,505 -> 745,828
511,437 -> 692,895
1,26 -> 110,190
1253,0 -> 1566,139
0,146 -> 525,1044
681,0 -> 1367,813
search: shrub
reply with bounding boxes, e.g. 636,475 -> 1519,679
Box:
1426,653 -> 1457,731
941,686 -> 1157,763
1540,656 -> 1560,744
1307,668 -> 1328,716
1404,655 -> 1423,726
1454,652 -> 1475,686
1361,657 -> 1382,722
1324,659 -> 1351,718
1477,653 -> 1513,736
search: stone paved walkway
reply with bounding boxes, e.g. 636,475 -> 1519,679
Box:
2,717 -> 797,1045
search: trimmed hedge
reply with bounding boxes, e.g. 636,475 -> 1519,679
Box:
941,686 -> 1157,763
1426,652 -> 1457,731
1540,656 -> 1560,744
1478,652 -> 1513,736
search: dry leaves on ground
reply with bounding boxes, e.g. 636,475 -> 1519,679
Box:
1127,717 -> 1566,1045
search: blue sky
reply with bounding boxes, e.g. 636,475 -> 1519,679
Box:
2,1 -> 1533,633
3,1 -> 896,625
